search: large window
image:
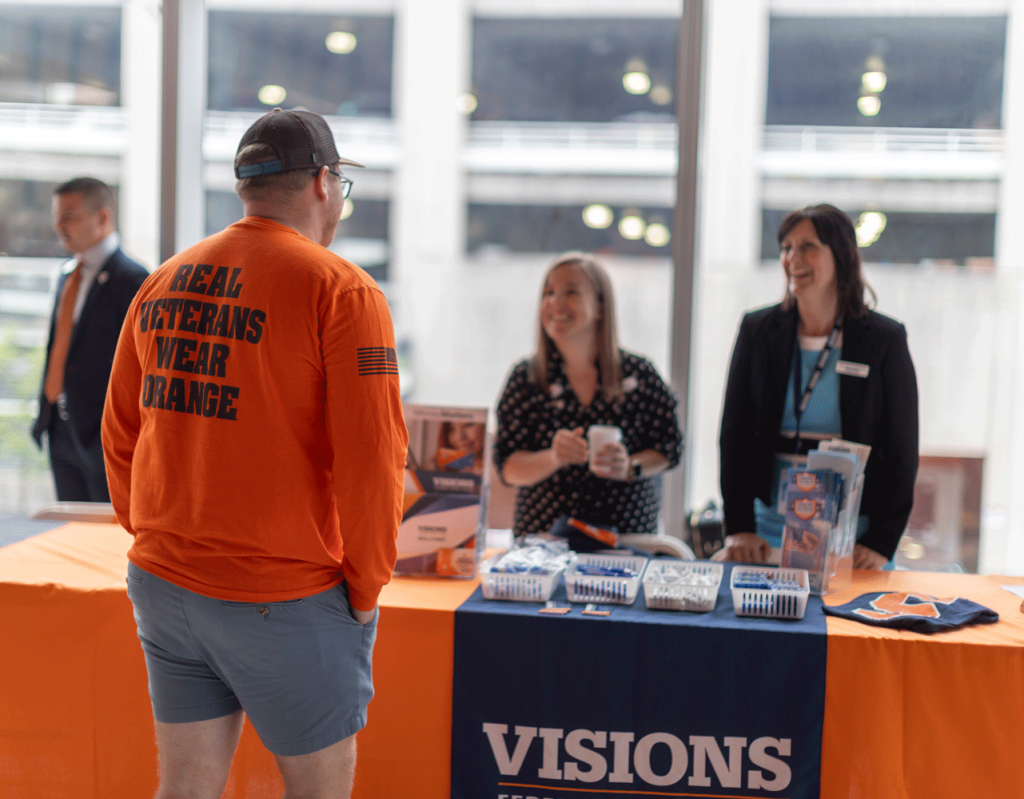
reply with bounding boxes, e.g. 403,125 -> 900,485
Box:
0,5 -> 121,105
471,18 -> 677,123
766,16 -> 1006,128
207,11 -> 394,117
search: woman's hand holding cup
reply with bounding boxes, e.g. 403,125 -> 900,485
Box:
587,425 -> 628,480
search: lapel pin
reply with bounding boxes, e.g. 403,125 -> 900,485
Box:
96,271 -> 109,285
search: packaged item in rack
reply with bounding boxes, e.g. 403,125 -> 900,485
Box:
780,468 -> 843,594
730,566 -> 810,619
564,553 -> 647,605
642,560 -> 723,612
394,404 -> 489,577
479,537 -> 573,601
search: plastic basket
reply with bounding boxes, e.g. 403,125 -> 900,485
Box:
478,553 -> 563,602
730,566 -> 810,620
564,554 -> 647,605
642,560 -> 723,612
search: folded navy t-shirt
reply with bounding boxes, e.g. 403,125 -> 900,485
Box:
824,591 -> 999,633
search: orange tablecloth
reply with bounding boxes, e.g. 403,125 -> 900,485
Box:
820,570 -> 1024,798
2,522 -> 1023,798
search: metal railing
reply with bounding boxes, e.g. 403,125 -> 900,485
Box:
763,125 -> 1003,155
467,120 -> 678,152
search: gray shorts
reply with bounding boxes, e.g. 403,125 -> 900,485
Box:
126,561 -> 377,757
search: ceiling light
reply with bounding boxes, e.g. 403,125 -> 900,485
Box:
855,211 -> 887,247
649,85 -> 672,106
644,223 -> 671,247
258,85 -> 287,105
862,71 -> 887,93
623,72 -> 652,95
325,31 -> 357,54
582,204 -> 613,230
618,213 -> 646,240
455,93 -> 478,114
857,95 -> 881,117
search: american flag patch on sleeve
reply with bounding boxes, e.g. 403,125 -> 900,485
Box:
357,346 -> 399,376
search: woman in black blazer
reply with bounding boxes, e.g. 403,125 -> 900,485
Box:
716,204 -> 919,569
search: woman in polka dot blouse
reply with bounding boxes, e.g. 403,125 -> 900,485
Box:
493,252 -> 683,537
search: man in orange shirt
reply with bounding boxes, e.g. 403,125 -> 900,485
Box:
102,109 -> 407,799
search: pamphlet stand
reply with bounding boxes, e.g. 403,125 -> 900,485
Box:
394,404 -> 489,577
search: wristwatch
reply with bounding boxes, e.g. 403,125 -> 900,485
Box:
629,459 -> 643,482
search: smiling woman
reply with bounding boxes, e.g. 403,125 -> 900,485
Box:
717,204 -> 919,572
493,251 -> 682,539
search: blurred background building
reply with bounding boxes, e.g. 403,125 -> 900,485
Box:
0,0 -> 1020,575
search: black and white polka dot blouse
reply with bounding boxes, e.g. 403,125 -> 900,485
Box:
494,349 -> 683,536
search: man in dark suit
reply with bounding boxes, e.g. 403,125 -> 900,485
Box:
31,177 -> 148,501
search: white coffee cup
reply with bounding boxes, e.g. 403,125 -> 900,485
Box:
587,425 -> 622,475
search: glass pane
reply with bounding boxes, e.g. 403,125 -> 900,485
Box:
766,16 -> 1005,128
0,3 -> 140,517
463,13 -> 679,531
207,11 -> 394,117
471,18 -> 677,122
0,5 -> 121,105
696,8 -> 1012,574
203,10 -> 395,292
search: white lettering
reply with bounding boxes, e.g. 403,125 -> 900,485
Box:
537,728 -> 564,779
689,736 -> 746,788
482,723 -> 793,790
482,724 -> 536,776
633,733 -> 688,786
748,737 -> 792,791
608,731 -> 634,783
563,730 -> 607,782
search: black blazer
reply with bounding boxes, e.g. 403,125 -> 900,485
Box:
719,303 -> 919,560
32,248 -> 149,450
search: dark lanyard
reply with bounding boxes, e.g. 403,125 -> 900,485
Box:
791,315 -> 843,454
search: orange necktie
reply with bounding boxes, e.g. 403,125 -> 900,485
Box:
44,262 -> 83,403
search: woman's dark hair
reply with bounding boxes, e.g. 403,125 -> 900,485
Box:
777,203 -> 876,319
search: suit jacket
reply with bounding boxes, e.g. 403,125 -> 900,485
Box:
719,303 -> 919,561
33,248 -> 149,451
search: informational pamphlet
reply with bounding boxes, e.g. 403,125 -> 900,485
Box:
394,404 -> 489,577
781,438 -> 870,595
780,468 -> 843,594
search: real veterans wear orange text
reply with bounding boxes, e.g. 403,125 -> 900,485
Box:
135,263 -> 266,420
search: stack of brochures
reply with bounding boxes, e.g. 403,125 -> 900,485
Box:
780,439 -> 870,595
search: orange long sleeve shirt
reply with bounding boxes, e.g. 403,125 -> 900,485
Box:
102,217 -> 407,611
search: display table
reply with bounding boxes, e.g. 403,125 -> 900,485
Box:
2,522 -> 1023,798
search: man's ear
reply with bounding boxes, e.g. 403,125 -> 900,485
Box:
312,167 -> 330,201
98,205 -> 114,232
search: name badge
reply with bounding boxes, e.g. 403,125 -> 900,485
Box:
836,360 -> 869,378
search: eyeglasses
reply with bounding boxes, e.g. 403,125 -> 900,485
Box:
326,167 -> 353,199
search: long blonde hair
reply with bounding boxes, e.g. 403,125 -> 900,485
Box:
528,251 -> 623,403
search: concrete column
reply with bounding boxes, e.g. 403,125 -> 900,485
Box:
160,0 -> 207,261
121,0 -> 162,270
391,0 -> 469,404
688,0 -> 770,510
984,0 -> 1024,573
